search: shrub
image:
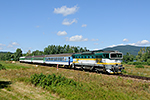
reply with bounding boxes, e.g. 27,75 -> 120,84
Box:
135,65 -> 144,68
122,69 -> 127,73
127,62 -> 134,65
133,62 -> 142,65
30,73 -> 81,88
147,59 -> 150,65
142,62 -> 147,65
121,62 -> 126,64
0,64 -> 6,70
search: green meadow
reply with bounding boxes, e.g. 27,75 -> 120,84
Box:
0,61 -> 150,100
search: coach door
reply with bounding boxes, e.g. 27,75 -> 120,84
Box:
68,57 -> 70,65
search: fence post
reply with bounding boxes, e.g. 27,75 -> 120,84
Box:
57,64 -> 58,70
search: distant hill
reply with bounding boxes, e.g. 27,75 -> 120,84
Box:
0,52 -> 8,54
0,52 -> 13,54
102,45 -> 146,55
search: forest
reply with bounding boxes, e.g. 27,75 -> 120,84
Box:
0,45 -> 88,61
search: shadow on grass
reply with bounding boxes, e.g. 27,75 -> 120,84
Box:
0,81 -> 12,89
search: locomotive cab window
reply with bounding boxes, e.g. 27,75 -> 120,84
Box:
110,53 -> 123,59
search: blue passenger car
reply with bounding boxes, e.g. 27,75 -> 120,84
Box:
44,53 -> 73,66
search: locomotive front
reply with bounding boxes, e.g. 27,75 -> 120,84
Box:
103,51 -> 124,74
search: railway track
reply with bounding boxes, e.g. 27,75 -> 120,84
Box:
117,74 -> 150,81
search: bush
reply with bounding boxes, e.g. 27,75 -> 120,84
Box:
127,62 -> 134,65
133,62 -> 142,65
135,65 -> 144,68
30,73 -> 81,88
121,62 -> 126,64
147,59 -> 150,65
0,64 -> 6,70
142,62 -> 148,65
122,70 -> 127,73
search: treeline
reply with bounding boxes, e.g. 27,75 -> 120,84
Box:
122,47 -> 150,65
26,45 -> 88,56
0,48 -> 22,61
0,45 -> 88,61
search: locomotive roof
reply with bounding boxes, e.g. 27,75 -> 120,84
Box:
72,50 -> 122,55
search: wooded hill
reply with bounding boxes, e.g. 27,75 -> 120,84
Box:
102,45 -> 147,55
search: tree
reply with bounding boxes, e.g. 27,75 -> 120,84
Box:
5,52 -> 11,61
0,53 -> 6,61
147,59 -> 150,65
122,52 -> 134,63
32,50 -> 43,56
14,48 -> 22,61
44,44 -> 89,54
136,47 -> 150,62
26,50 -> 32,56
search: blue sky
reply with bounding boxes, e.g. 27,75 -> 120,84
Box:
0,0 -> 150,53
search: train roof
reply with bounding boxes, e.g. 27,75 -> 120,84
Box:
45,53 -> 74,57
24,53 -> 74,58
25,55 -> 45,58
23,50 -> 122,58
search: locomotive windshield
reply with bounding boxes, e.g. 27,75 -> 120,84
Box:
110,53 -> 123,59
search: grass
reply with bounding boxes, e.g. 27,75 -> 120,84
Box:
122,64 -> 150,77
0,61 -> 150,100
0,61 -> 30,70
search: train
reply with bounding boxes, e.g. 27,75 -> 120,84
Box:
19,50 -> 124,74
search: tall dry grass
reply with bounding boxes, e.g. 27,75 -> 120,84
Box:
0,61 -> 150,100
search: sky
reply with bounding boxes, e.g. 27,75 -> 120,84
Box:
0,0 -> 150,53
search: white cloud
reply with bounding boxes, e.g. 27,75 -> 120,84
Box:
62,18 -> 77,26
54,5 -> 79,16
107,44 -> 125,48
7,42 -> 19,48
12,42 -> 19,46
91,39 -> 99,41
0,43 -> 5,46
107,45 -> 117,48
136,40 -> 150,45
94,43 -> 99,45
7,44 -> 13,48
0,47 -> 2,50
128,40 -> 150,46
57,31 -> 67,36
123,38 -> 129,42
81,24 -> 87,27
66,35 -> 88,42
